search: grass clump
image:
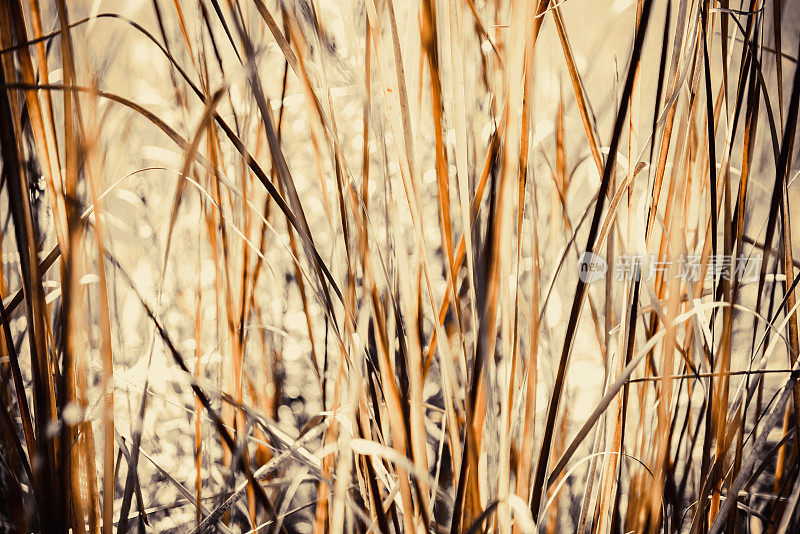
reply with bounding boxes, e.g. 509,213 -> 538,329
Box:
1,0 -> 800,532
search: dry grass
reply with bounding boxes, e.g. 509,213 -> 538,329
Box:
1,0 -> 800,532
